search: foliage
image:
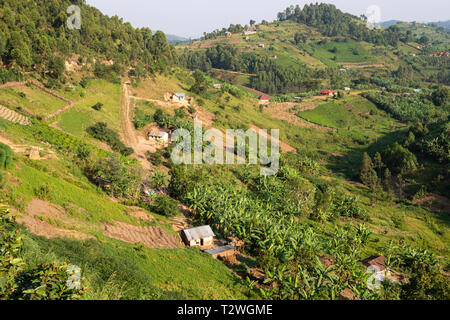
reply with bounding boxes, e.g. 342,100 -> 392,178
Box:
0,0 -> 174,80
0,143 -> 13,169
0,204 -> 86,300
382,143 -> 419,175
91,102 -> 103,111
88,157 -> 141,199
133,108 -> 153,129
86,122 -> 134,156
152,195 -> 179,218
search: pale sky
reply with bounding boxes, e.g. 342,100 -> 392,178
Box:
86,0 -> 450,38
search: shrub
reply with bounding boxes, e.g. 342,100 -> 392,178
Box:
152,195 -> 179,217
92,102 -> 103,111
86,122 -> 134,156
133,108 -> 153,129
0,143 -> 13,169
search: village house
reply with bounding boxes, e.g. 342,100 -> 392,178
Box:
147,131 -> 169,142
172,93 -> 185,102
213,83 -> 222,89
165,92 -> 194,106
258,43 -> 265,48
320,89 -> 335,97
269,55 -> 278,59
181,225 -> 215,247
343,87 -> 351,92
258,95 -> 270,105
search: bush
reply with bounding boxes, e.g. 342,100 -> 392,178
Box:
0,143 -> 13,169
87,122 -> 134,156
92,102 -> 103,111
152,195 -> 179,217
133,108 -> 153,129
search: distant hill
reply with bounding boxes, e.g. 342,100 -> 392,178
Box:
166,34 -> 191,45
381,20 -> 403,28
428,20 -> 450,30
381,20 -> 450,31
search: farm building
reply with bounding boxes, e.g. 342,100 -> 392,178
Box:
258,95 -> 270,105
258,43 -> 265,48
320,89 -> 335,96
147,131 -> 169,142
204,245 -> 236,259
172,93 -> 185,102
181,225 -> 215,247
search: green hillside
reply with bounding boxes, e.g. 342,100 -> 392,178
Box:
0,1 -> 449,301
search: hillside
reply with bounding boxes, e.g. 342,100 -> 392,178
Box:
0,1 -> 449,301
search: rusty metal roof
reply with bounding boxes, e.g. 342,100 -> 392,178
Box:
182,226 -> 215,241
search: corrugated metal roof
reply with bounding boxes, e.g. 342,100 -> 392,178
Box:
204,245 -> 235,255
182,225 -> 215,241
175,93 -> 185,97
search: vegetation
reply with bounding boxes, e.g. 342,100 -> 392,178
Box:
86,122 -> 134,156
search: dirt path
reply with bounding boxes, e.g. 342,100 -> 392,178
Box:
250,124 -> 296,153
120,83 -> 158,170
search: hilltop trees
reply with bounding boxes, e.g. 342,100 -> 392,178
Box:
0,0 -> 173,84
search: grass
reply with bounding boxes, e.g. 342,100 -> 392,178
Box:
0,85 -> 67,117
20,234 -> 254,300
56,79 -> 121,138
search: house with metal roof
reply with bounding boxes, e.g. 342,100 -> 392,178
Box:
181,225 -> 215,247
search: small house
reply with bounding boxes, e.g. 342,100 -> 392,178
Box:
204,245 -> 236,259
258,95 -> 270,105
181,225 -> 215,247
148,131 -> 169,142
258,43 -> 265,48
343,87 -> 351,92
269,55 -> 278,59
172,93 -> 185,102
320,89 -> 335,97
213,83 -> 222,89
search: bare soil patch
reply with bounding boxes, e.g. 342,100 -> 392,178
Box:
16,199 -> 94,240
126,206 -> 153,222
412,193 -> 450,214
103,221 -> 183,248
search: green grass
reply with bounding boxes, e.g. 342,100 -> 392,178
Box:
0,85 -> 67,117
20,232 -> 253,300
56,79 -> 121,138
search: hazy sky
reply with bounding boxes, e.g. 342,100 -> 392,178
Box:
86,0 -> 450,38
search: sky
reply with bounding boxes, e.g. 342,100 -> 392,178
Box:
86,0 -> 450,38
